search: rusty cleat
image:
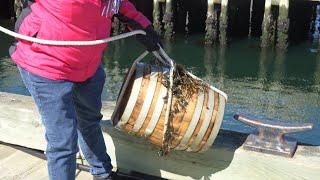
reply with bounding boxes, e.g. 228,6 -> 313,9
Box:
234,114 -> 313,158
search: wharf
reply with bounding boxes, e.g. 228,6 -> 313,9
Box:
1,92 -> 320,179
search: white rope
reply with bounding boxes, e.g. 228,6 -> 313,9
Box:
0,25 -> 146,46
0,25 -> 175,67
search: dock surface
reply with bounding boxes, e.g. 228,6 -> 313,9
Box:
0,144 -> 92,180
1,92 -> 320,180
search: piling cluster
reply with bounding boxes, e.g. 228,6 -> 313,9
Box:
204,0 -> 229,46
261,0 -> 290,50
13,0 -> 22,20
277,0 -> 290,50
9,0 -> 301,50
138,0 -> 289,49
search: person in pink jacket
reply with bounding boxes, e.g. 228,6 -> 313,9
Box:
9,0 -> 161,179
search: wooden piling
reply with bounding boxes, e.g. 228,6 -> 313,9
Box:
309,5 -> 316,42
205,0 -> 219,45
185,11 -> 190,37
276,0 -> 290,50
261,0 -> 274,48
14,0 -> 22,19
163,0 -> 174,39
219,0 -> 229,46
315,4 -> 320,46
112,17 -> 121,36
153,0 -> 162,34
248,0 -> 254,38
121,24 -> 127,34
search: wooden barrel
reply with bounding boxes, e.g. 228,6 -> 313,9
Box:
112,63 -> 227,152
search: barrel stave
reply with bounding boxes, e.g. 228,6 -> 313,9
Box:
181,88 -> 209,151
137,68 -> 164,136
147,105 -> 167,146
195,91 -> 220,152
123,65 -> 152,132
170,91 -> 199,149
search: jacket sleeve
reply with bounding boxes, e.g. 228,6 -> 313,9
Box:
117,0 -> 151,29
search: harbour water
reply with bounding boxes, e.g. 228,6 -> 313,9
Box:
0,20 -> 319,145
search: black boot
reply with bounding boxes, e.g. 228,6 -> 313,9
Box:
93,172 -> 115,180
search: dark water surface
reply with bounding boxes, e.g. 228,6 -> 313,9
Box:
1,20 -> 319,145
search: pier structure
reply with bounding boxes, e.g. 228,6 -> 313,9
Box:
249,0 -> 254,38
261,0 -> 276,48
205,0 -> 219,45
153,0 -> 162,34
112,16 -> 127,36
163,0 -> 174,39
276,0 -> 290,49
205,0 -> 229,46
219,0 -> 229,46
152,0 -> 174,39
112,17 -> 121,36
13,0 -> 22,20
311,4 -> 320,49
261,0 -> 290,49
5,0 -> 320,50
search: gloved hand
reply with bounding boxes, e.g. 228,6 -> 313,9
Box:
136,25 -> 162,52
114,13 -> 162,52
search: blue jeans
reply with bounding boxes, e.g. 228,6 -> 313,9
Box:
18,65 -> 112,179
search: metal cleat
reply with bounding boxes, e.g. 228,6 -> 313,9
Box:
234,114 -> 313,158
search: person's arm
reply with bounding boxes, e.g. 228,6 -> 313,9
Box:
116,0 -> 162,52
117,0 -> 151,30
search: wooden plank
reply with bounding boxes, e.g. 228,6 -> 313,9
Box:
144,85 -> 167,138
175,91 -> 205,150
195,91 -> 220,152
211,146 -> 320,179
188,89 -> 215,151
0,92 -> 319,179
123,64 -> 151,132
171,91 -> 198,148
201,93 -> 226,152
0,144 -> 93,180
138,69 -> 164,137
184,88 -> 209,150
118,63 -> 144,128
133,66 -> 159,133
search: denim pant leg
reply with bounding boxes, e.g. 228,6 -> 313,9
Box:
72,65 -> 113,177
18,67 -> 78,180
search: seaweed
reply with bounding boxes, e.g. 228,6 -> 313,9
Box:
160,64 -> 205,155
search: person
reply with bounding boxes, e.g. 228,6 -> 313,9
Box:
9,0 -> 161,179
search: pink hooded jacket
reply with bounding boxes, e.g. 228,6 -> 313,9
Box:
10,0 -> 150,82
